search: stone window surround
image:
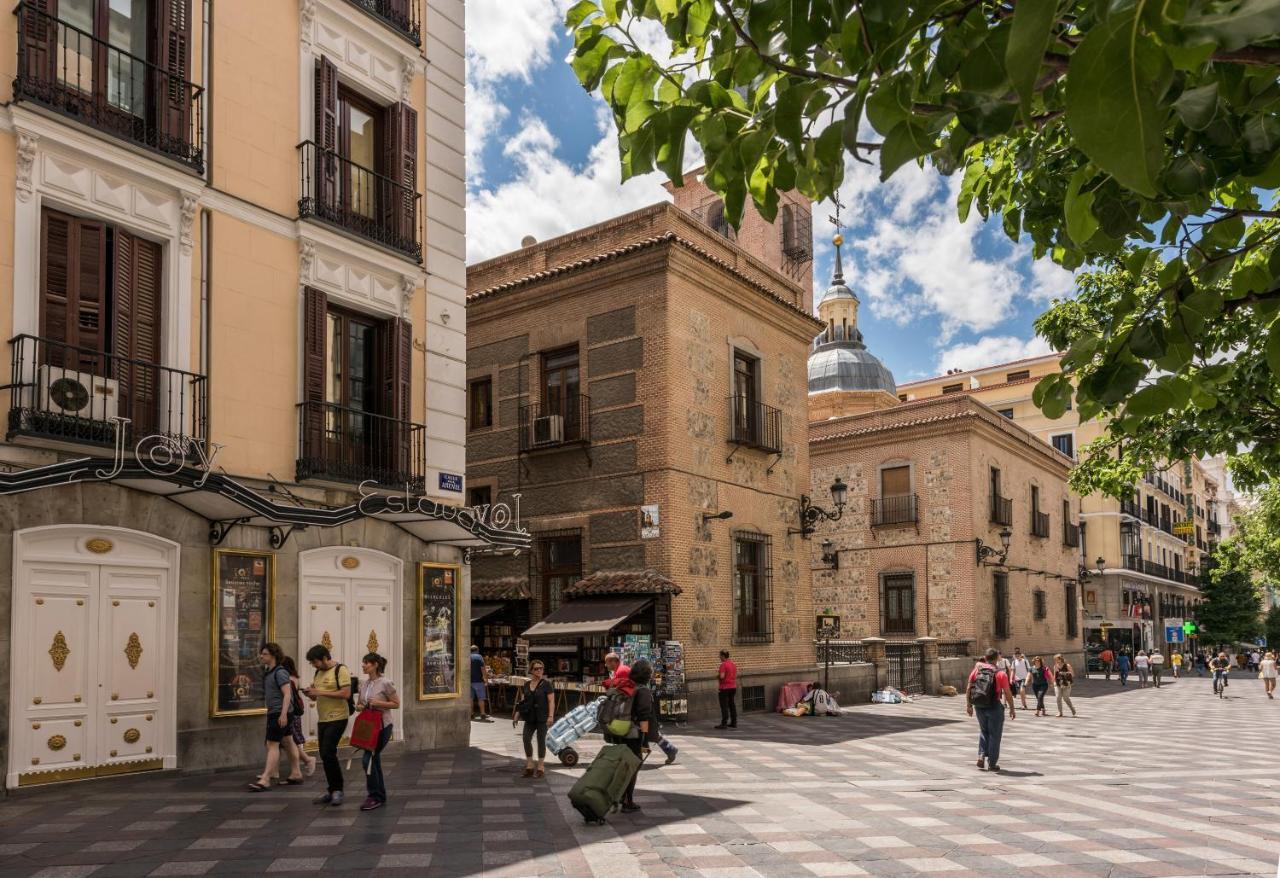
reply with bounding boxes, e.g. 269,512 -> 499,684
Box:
878,568 -> 917,636
875,458 -> 914,499
727,335 -> 765,402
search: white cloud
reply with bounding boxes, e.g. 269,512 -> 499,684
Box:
466,84 -> 507,185
936,335 -> 1054,373
465,0 -> 571,84
1028,257 -> 1078,302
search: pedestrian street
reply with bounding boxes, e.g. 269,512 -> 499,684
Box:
2,674 -> 1277,877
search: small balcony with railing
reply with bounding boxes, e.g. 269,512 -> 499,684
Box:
298,141 -> 422,262
990,494 -> 1013,526
728,396 -> 782,454
5,334 -> 207,450
1063,521 -> 1080,548
1120,497 -> 1142,519
1031,509 -> 1050,538
296,401 -> 425,492
518,395 -> 591,454
346,0 -> 421,45
14,3 -> 204,171
872,493 -> 918,527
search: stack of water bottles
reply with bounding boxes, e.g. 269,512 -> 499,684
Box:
547,696 -> 607,766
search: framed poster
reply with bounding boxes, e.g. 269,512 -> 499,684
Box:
816,613 -> 841,639
641,504 -> 660,539
210,549 -> 276,717
418,562 -> 460,700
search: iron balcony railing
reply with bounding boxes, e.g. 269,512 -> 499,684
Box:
728,396 -> 782,453
518,394 -> 590,453
815,640 -> 867,664
1120,553 -> 1191,585
1063,521 -> 1080,548
346,0 -> 421,44
872,493 -> 918,527
297,141 -> 422,262
1031,509 -> 1050,538
5,334 -> 206,448
1208,518 -> 1222,535
1120,497 -> 1142,519
990,494 -> 1013,526
14,3 -> 203,171
296,400 -> 425,491
938,640 -> 975,658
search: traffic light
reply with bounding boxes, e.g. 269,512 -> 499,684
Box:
1182,621 -> 1197,635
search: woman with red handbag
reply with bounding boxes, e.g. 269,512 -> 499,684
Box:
353,652 -> 399,811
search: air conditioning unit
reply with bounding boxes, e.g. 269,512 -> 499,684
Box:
532,414 -> 564,446
36,364 -> 118,421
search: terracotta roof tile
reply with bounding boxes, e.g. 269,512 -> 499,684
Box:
563,569 -> 682,598
471,577 -> 530,601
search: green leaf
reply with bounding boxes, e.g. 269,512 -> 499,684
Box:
958,22 -> 1012,93
1126,377 -> 1190,417
866,75 -> 911,135
1129,322 -> 1167,359
1174,83 -> 1219,131
1064,167 -> 1100,246
1267,321 -> 1280,377
1088,360 -> 1147,406
564,0 -> 599,30
1231,263 -> 1272,298
1183,0 -> 1280,52
1006,0 -> 1057,119
879,121 -> 934,181
774,85 -> 807,145
1065,8 -> 1164,198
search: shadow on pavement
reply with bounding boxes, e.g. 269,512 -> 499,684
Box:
667,708 -> 963,746
1069,676 -> 1192,698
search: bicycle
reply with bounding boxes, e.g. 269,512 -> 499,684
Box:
1212,669 -> 1229,698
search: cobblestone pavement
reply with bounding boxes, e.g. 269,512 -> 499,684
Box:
2,674 -> 1278,877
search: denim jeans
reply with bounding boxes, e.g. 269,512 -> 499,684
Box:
362,723 -> 393,802
316,719 -> 346,793
974,704 -> 1005,766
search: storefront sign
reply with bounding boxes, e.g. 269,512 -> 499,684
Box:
641,504 -> 660,539
418,563 -> 460,700
210,549 -> 275,717
359,481 -> 527,535
1173,520 -> 1194,535
96,417 -> 222,486
438,472 -> 462,493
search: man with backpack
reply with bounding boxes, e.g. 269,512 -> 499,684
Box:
249,642 -> 302,792
604,652 -> 677,765
965,647 -> 1016,773
302,644 -> 354,806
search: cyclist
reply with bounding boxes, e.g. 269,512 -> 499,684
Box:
1210,652 -> 1231,695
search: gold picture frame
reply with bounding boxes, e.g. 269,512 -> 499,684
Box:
210,549 -> 277,717
418,562 -> 461,700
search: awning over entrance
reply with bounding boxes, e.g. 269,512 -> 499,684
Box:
522,597 -> 652,639
470,602 -> 505,623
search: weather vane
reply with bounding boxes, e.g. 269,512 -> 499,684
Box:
828,193 -> 845,247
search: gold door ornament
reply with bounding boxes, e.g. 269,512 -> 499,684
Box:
321,631 -> 333,652
123,728 -> 141,744
341,556 -> 360,569
367,629 -> 379,653
48,631 -> 70,672
86,538 -> 113,554
47,735 -> 66,751
124,633 -> 143,670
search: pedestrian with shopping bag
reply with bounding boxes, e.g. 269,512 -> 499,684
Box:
351,652 -> 398,811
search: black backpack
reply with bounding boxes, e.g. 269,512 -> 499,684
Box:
969,665 -> 997,707
272,666 -> 303,719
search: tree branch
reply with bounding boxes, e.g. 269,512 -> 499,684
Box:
1224,286 -> 1280,313
715,0 -> 859,89
1212,46 -> 1280,66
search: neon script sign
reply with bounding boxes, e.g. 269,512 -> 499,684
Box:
357,480 -> 528,534
95,417 -> 223,487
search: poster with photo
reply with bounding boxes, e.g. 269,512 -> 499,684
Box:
210,550 -> 275,717
641,504 -> 660,539
418,563 -> 460,699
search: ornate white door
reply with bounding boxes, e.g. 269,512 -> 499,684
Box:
298,548 -> 402,743
9,527 -> 178,788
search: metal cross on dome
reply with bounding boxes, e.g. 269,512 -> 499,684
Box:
828,193 -> 846,241
828,193 -> 847,280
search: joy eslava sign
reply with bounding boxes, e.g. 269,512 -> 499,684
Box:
97,417 -> 223,486
357,480 -> 528,535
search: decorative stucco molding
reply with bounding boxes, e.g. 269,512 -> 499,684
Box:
400,55 -> 416,102
299,238 -> 316,281
180,194 -> 198,255
400,274 -> 416,318
300,0 -> 316,49
16,129 -> 38,203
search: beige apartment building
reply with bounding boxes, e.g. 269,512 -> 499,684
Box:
0,0 -> 523,789
466,179 -> 829,719
899,355 -> 1219,662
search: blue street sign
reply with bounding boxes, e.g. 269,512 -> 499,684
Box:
438,472 -> 463,493
1258,636 -> 1268,647
1165,626 -> 1185,644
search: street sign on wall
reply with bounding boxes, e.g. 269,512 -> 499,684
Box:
1166,626 -> 1185,643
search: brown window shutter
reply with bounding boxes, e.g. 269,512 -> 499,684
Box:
383,102 -> 418,247
41,209 -> 107,369
314,56 -> 339,209
113,231 -> 163,435
20,0 -> 58,85
301,286 -> 328,458
152,0 -> 192,146
40,208 -> 73,364
378,316 -> 412,480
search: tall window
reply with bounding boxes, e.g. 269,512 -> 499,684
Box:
880,465 -> 910,498
1033,589 -> 1047,620
56,0 -> 149,114
468,378 -> 492,430
536,532 -> 581,615
733,531 -> 772,642
467,485 -> 491,509
732,349 -> 760,442
881,573 -> 915,635
338,86 -> 382,220
542,346 -> 580,440
1065,582 -> 1078,638
993,572 -> 1009,639
1031,484 -> 1040,513
1051,433 -> 1074,458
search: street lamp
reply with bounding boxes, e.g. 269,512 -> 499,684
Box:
821,538 -> 839,570
976,526 -> 1013,566
701,510 -> 734,523
792,476 -> 848,538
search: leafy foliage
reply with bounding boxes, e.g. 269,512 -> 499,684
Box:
1265,604 -> 1280,649
1198,540 -> 1263,645
566,0 -> 1280,494
1228,483 -> 1280,584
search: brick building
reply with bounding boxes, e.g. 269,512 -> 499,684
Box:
807,254 -> 1083,679
466,183 -> 825,718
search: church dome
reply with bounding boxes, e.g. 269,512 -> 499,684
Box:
808,345 -> 897,395
819,280 -> 858,303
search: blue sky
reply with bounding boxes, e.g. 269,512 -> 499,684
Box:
463,2 -> 1075,382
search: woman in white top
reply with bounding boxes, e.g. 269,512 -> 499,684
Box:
1134,650 -> 1150,688
1261,650 -> 1278,699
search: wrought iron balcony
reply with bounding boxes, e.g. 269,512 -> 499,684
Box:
1063,521 -> 1080,548
1120,498 -> 1142,519
872,493 -> 918,527
14,3 -> 204,171
728,396 -> 782,454
518,395 -> 590,453
1120,553 -> 1191,585
990,494 -> 1013,526
298,141 -> 422,262
5,334 -> 206,449
346,0 -> 421,45
296,400 -> 425,491
1031,509 -> 1050,538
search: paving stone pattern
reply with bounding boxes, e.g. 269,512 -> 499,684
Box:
2,675 -> 1278,877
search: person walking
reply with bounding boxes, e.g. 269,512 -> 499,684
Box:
515,660 -> 555,778
1010,647 -> 1032,710
1134,650 -> 1150,688
1030,655 -> 1051,717
715,650 -> 738,730
606,658 -> 659,813
966,648 -> 1015,772
302,644 -> 353,806
1195,651 -> 1208,677
1117,650 -> 1131,686
1170,650 -> 1183,679
355,652 -> 398,811
281,655 -> 317,779
1149,649 -> 1165,688
1261,650 -> 1277,699
1249,649 -> 1262,672
470,646 -> 493,722
1099,646 -> 1115,680
1053,654 -> 1077,717
604,653 -> 676,764
249,643 -> 301,792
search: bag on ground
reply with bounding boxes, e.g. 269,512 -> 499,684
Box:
567,743 -> 641,823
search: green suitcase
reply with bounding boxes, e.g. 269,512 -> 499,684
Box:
567,743 -> 641,824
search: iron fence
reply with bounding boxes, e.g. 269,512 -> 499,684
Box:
728,396 -> 782,453
816,640 -> 867,664
518,394 -> 591,452
937,640 -> 974,658
346,0 -> 421,44
296,400 -> 425,491
872,493 -> 918,527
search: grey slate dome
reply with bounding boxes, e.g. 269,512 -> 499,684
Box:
808,345 -> 897,394
819,280 -> 858,303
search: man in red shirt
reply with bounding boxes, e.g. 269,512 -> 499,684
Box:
1099,646 -> 1115,680
715,649 -> 738,729
966,648 -> 1016,772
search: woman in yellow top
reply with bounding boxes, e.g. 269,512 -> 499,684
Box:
302,644 -> 353,806
1171,651 -> 1183,679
